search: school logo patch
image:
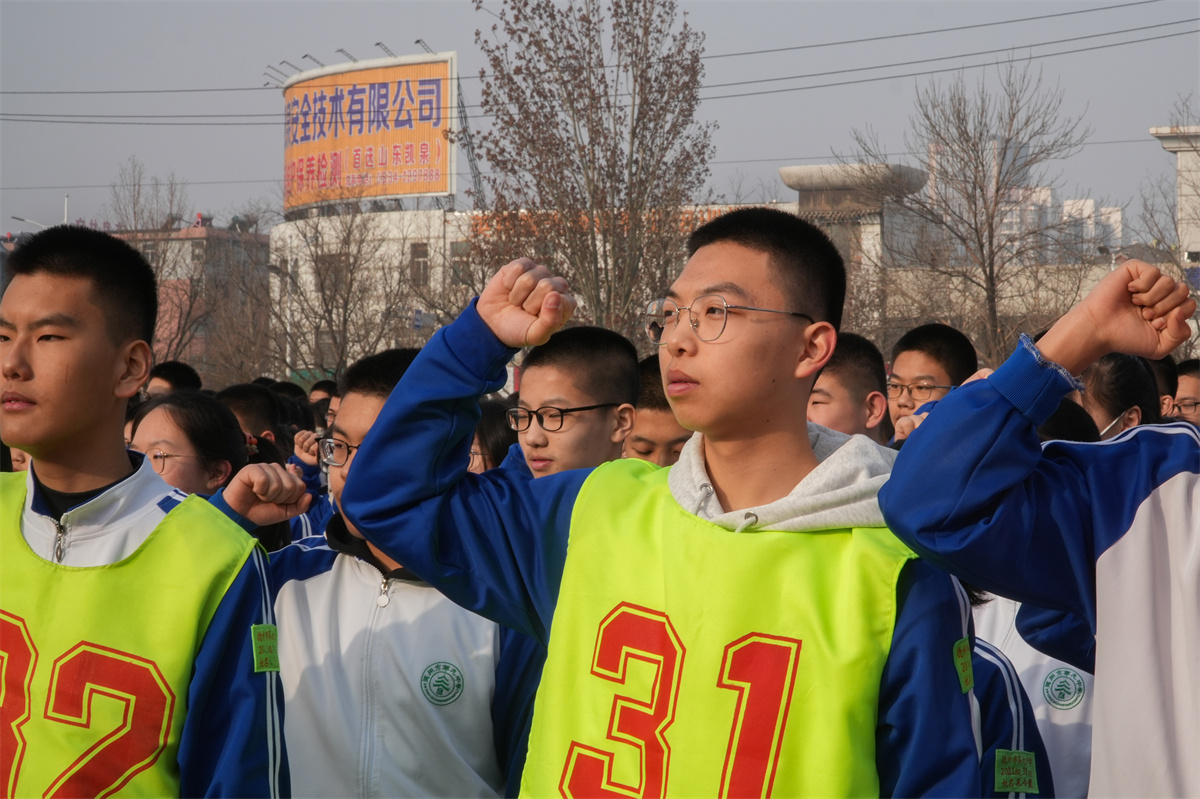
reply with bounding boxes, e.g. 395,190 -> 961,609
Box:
421,662 -> 464,705
1042,667 -> 1085,710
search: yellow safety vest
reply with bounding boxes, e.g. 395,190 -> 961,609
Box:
0,472 -> 259,798
521,459 -> 916,798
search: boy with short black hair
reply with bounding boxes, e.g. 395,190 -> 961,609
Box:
888,322 -> 979,425
270,347 -> 515,797
344,207 -> 980,795
1147,354 -> 1179,418
218,382 -> 283,445
510,325 -> 637,476
308,378 -> 338,404
624,355 -> 691,467
0,225 -> 286,797
808,331 -> 892,444
146,358 -> 202,395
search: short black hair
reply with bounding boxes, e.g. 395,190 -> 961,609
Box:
270,380 -> 309,402
216,383 -> 282,438
4,225 -> 157,344
477,395 -> 518,469
1038,398 -> 1100,443
686,207 -> 846,331
310,379 -> 339,396
821,332 -> 888,400
1081,353 -> 1162,425
1176,358 -> 1198,380
150,360 -> 202,391
891,323 -> 979,386
251,376 -> 276,386
521,326 -> 640,406
341,349 -> 420,399
1147,354 -> 1178,399
637,355 -> 670,413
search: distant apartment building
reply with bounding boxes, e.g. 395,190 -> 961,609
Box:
111,216 -> 272,384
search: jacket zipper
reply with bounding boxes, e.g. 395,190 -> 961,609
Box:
53,519 -> 67,563
376,577 -> 392,607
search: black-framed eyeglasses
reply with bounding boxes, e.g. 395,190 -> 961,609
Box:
886,382 -> 955,402
505,403 -> 618,432
1173,400 -> 1199,415
318,436 -> 360,467
142,449 -> 201,474
645,294 -> 813,344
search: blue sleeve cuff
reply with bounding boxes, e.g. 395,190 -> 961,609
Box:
208,488 -> 256,532
988,334 -> 1085,426
443,299 -> 520,387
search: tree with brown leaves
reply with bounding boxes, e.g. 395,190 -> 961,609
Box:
467,0 -> 715,341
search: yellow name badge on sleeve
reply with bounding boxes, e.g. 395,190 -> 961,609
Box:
251,623 -> 280,673
953,636 -> 974,693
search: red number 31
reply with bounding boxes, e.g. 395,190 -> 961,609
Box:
560,603 -> 802,799
1,611 -> 176,798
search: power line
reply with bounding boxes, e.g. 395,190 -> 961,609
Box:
0,138 -> 1164,192
2,25 -> 1195,127
702,17 -> 1197,91
704,0 -> 1167,59
6,15 -> 1193,121
0,0 -> 1170,97
700,27 -> 1199,101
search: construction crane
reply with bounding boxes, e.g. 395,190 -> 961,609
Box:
415,39 -> 487,210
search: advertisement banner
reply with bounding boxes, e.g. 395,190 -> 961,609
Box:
282,54 -> 456,210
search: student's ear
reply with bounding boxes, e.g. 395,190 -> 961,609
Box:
205,460 -> 234,493
794,321 -> 838,380
259,429 -> 276,444
1124,406 -> 1142,430
610,403 -> 637,444
114,340 -> 153,400
1159,394 -> 1175,418
863,390 -> 889,430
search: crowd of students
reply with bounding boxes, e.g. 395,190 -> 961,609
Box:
0,216 -> 1196,797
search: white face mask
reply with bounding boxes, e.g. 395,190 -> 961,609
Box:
1099,408 -> 1133,439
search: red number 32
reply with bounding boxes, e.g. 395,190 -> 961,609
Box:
1,611 -> 176,799
560,603 -> 801,799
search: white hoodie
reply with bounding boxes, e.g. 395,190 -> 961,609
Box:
668,422 -> 898,532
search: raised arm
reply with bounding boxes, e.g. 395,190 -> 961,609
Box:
880,262 -> 1197,621
341,261 -> 586,640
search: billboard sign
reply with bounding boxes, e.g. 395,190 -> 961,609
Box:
282,53 -> 456,211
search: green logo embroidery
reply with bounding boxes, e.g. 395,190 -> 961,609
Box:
953,636 -> 974,694
995,749 -> 1039,793
251,624 -> 280,673
421,662 -> 464,705
1043,667 -> 1085,710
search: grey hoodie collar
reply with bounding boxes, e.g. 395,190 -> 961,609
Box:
667,423 -> 897,532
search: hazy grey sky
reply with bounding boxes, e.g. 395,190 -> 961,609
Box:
1,0 -> 1197,233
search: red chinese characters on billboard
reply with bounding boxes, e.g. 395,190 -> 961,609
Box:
283,54 -> 455,210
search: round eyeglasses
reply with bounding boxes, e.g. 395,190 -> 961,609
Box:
505,404 -> 618,432
885,382 -> 955,402
645,294 -> 813,344
318,436 -> 360,467
143,449 -> 201,474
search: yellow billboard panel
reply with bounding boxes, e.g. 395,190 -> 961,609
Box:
283,54 -> 456,211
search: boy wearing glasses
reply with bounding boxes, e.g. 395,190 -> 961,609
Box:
508,326 -> 638,476
269,348 -> 515,797
887,322 -> 979,430
1175,357 -> 1199,424
343,207 -> 981,796
0,226 -> 286,797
